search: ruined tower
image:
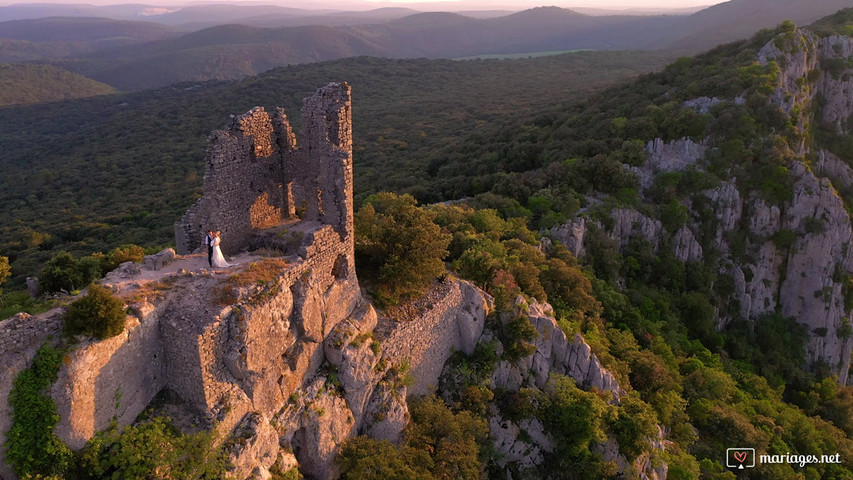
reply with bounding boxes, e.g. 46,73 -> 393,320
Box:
175,82 -> 353,261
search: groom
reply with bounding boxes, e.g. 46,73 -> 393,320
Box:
204,229 -> 214,267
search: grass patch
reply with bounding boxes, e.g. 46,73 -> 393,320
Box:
0,290 -> 56,320
120,276 -> 178,304
214,258 -> 289,306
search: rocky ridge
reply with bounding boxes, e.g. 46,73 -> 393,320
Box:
551,27 -> 853,382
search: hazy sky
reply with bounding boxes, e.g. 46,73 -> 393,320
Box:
1,0 -> 728,10
365,0 -> 719,6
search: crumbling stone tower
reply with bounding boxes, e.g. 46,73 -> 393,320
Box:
175,82 -> 353,262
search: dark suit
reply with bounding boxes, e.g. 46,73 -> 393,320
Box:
205,234 -> 213,266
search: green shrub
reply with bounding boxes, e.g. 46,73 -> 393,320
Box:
539,257 -> 596,316
0,291 -> 55,320
77,257 -> 104,285
454,247 -> 501,290
339,397 -> 489,480
269,459 -> 302,480
5,343 -> 73,477
337,437 -> 433,480
39,252 -> 83,294
38,252 -> 104,294
63,284 -> 126,340
406,396 -> 489,480
538,374 -> 611,477
609,393 -> 659,457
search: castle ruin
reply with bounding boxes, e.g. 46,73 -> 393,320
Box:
175,82 -> 354,262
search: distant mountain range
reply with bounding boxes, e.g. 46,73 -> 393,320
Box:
0,0 -> 849,91
0,16 -> 184,61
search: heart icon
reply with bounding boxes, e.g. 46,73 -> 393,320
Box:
734,451 -> 748,463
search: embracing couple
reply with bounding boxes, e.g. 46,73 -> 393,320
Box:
204,230 -> 231,268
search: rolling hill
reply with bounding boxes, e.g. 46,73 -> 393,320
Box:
0,17 -> 184,61
0,16 -> 183,43
0,63 -> 117,106
56,24 -> 392,90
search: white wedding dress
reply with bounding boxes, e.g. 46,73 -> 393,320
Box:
211,238 -> 231,268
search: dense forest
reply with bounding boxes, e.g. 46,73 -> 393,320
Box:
0,49 -> 675,288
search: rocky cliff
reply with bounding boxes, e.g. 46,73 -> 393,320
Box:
552,26 -> 853,383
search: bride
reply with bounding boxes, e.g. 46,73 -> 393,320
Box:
211,231 -> 232,268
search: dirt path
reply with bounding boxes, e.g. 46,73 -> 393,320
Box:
107,251 -> 263,297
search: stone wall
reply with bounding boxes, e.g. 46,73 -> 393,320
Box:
300,83 -> 354,245
0,82 -> 494,480
168,224 -> 358,436
52,306 -> 167,450
1,84 -> 360,480
382,280 -> 490,396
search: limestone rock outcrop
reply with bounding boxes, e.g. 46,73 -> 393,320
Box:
490,415 -> 553,469
464,296 -> 661,478
610,208 -> 663,251
502,297 -> 625,400
226,412 -> 281,479
550,216 -> 587,258
630,137 -> 708,190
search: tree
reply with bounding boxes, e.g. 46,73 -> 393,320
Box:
500,314 -> 538,362
539,374 -> 612,477
40,252 -> 104,294
540,257 -> 596,315
406,396 -> 489,480
355,193 -> 451,305
75,417 -> 226,479
39,252 -> 83,294
609,393 -> 659,457
104,245 -> 145,272
0,254 -> 10,296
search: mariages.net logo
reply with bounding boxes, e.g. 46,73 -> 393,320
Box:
726,448 -> 756,469
726,448 -> 841,470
